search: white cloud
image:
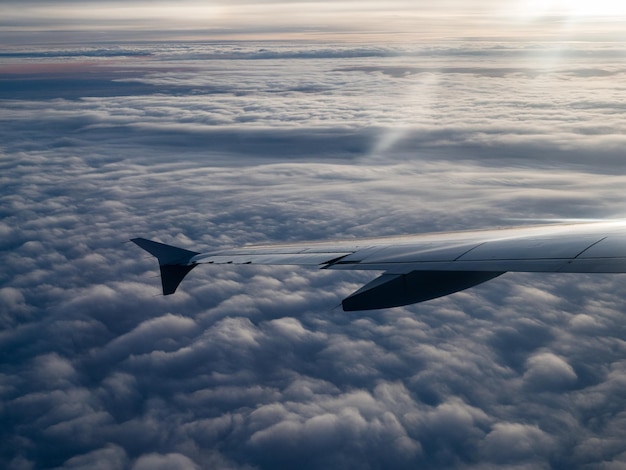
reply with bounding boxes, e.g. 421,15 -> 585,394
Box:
132,452 -> 198,470
523,352 -> 578,391
481,422 -> 554,463
2,39 -> 626,470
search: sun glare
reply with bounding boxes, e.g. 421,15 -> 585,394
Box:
522,0 -> 626,17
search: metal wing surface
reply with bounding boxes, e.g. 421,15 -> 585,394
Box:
132,220 -> 626,310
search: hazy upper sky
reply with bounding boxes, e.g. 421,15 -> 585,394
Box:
3,0 -> 626,41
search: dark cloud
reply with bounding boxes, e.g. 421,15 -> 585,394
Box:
2,40 -> 626,470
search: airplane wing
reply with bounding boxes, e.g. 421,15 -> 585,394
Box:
131,220 -> 626,311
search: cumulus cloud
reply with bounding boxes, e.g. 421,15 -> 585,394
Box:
481,422 -> 554,464
2,39 -> 626,470
523,352 -> 578,392
132,453 -> 198,470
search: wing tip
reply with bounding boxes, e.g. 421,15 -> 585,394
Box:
131,237 -> 200,295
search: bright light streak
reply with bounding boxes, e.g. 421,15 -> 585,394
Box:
520,0 -> 626,17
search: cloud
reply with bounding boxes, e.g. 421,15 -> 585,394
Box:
2,39 -> 626,470
61,444 -> 128,470
132,453 -> 198,470
523,352 -> 578,392
481,422 -> 554,464
3,42 -> 626,175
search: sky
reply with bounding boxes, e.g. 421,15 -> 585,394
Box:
2,2 -> 626,469
3,0 -> 626,41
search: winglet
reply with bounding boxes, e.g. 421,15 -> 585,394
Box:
131,238 -> 200,295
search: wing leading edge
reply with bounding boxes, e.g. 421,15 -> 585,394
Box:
131,220 -> 626,310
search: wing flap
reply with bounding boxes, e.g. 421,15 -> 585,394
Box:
331,258 -> 626,273
192,252 -> 352,266
338,242 -> 483,264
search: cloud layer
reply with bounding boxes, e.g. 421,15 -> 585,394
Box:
2,40 -> 626,469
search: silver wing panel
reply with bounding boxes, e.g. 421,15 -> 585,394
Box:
133,221 -> 626,308
338,242 -> 483,264
577,235 -> 626,258
457,235 -> 604,261
329,231 -> 626,273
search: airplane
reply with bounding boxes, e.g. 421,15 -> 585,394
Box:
131,220 -> 626,311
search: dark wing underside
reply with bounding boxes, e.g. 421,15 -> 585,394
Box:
341,271 -> 505,311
